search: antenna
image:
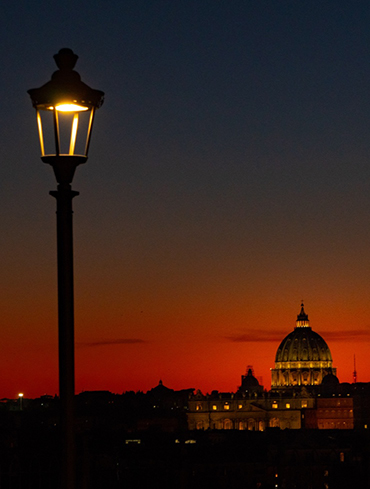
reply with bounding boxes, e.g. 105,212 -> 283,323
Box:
353,354 -> 357,384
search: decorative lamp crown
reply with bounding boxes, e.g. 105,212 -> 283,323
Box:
28,48 -> 104,111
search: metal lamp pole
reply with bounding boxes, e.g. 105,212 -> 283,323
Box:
28,49 -> 104,489
50,161 -> 80,489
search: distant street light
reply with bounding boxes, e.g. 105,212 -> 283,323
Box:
18,393 -> 23,411
28,49 -> 104,489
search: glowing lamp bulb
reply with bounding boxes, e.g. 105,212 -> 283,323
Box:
53,104 -> 89,112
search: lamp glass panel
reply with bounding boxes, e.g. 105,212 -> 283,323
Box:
37,111 -> 45,156
37,107 -> 93,157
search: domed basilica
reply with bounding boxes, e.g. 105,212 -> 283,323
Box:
187,303 -> 354,431
271,303 -> 336,389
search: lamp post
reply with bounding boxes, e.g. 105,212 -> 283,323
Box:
28,49 -> 104,489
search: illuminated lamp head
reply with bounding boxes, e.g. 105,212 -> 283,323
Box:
28,48 -> 104,176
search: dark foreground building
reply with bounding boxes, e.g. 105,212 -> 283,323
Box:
0,413 -> 369,489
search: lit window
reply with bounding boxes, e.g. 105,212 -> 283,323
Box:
212,405 -> 217,410
238,404 -> 243,409
196,404 -> 202,411
272,402 -> 278,409
224,403 -> 230,410
301,401 -> 308,408
286,403 -> 290,409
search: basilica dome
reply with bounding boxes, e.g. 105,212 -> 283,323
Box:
271,304 -> 336,389
275,305 -> 332,364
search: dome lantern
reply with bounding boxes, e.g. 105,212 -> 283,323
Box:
296,302 -> 310,328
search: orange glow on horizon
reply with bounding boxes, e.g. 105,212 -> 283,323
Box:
1,267 -> 369,399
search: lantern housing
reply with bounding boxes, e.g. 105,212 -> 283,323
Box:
28,49 -> 104,168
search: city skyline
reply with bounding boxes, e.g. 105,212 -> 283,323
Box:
1,1 -> 370,398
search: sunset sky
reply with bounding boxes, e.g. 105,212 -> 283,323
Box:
1,1 -> 370,398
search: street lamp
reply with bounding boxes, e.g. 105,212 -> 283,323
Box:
18,393 -> 24,411
28,48 -> 104,489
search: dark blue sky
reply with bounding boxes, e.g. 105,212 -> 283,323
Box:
2,1 -> 370,396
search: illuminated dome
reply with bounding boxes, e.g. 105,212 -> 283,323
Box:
275,305 -> 332,364
271,304 -> 337,389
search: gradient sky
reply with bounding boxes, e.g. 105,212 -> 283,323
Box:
1,1 -> 370,398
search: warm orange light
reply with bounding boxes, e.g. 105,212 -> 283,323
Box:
50,104 -> 89,112
18,393 -> 24,397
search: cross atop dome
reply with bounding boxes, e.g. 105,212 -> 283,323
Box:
296,302 -> 310,328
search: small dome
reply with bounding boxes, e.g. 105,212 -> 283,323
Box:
242,368 -> 259,387
321,372 -> 340,386
239,366 -> 263,393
